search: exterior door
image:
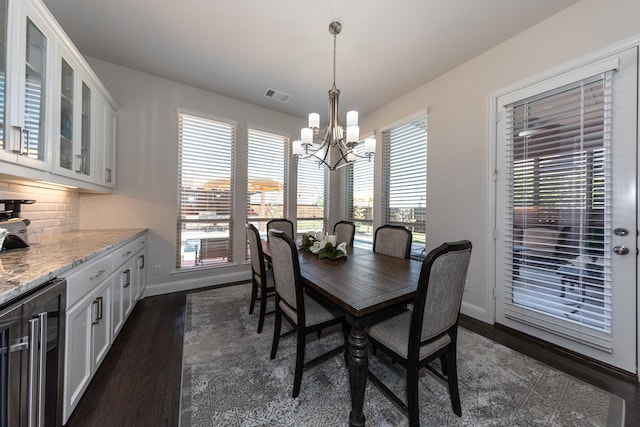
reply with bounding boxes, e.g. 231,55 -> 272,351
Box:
495,47 -> 637,372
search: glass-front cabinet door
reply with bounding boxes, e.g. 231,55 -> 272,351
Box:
58,57 -> 74,170
56,47 -> 93,180
0,0 -> 53,170
0,0 -> 8,154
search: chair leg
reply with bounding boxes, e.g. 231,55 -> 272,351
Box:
406,364 -> 420,427
270,306 -> 282,360
292,327 -> 305,398
257,287 -> 268,334
439,355 -> 449,376
249,279 -> 258,315
445,348 -> 462,416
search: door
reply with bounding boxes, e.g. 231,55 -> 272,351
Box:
495,48 -> 638,372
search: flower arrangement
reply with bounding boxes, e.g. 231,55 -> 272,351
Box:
301,232 -> 347,259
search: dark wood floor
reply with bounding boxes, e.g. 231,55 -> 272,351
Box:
66,288 -> 639,427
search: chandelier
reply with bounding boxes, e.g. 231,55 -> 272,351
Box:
292,21 -> 375,170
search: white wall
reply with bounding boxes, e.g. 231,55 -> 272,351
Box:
80,0 -> 640,318
79,60 -> 305,295
359,0 -> 640,322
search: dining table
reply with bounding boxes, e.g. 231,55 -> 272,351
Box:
262,240 -> 422,426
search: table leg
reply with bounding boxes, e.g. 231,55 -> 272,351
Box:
347,319 -> 368,427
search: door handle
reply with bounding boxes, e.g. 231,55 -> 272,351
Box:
613,245 -> 629,255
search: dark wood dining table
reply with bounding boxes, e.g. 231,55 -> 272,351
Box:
262,241 -> 422,426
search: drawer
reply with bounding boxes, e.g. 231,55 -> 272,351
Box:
111,234 -> 146,270
66,254 -> 112,307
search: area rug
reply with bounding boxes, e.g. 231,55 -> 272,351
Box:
179,283 -> 625,426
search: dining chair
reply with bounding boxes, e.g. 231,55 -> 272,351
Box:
333,220 -> 356,247
268,229 -> 346,398
266,218 -> 295,239
373,224 -> 413,259
246,223 -> 275,334
367,240 -> 472,427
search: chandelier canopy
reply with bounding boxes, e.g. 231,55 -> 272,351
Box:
292,21 -> 375,170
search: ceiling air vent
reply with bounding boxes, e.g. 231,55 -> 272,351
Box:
264,88 -> 291,103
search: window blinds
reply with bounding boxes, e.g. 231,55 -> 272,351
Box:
504,71 -> 613,341
247,128 -> 287,234
177,113 -> 235,268
297,155 -> 327,234
346,139 -> 375,242
381,116 -> 427,252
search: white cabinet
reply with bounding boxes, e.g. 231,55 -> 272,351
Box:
63,255 -> 112,422
0,0 -> 56,171
63,233 -> 146,423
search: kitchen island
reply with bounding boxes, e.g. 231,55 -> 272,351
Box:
0,228 -> 147,307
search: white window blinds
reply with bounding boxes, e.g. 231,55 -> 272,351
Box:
247,128 -> 287,235
504,72 -> 613,337
382,115 -> 427,258
297,155 -> 327,234
346,139 -> 375,242
177,113 -> 235,269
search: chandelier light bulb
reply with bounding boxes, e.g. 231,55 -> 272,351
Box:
346,111 -> 358,127
364,138 -> 376,154
346,125 -> 359,143
292,140 -> 303,155
301,128 -> 313,146
308,113 -> 320,129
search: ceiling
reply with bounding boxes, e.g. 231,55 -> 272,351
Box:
42,0 -> 578,119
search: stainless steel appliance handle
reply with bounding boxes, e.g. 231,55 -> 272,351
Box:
28,317 -> 39,427
37,313 -> 47,427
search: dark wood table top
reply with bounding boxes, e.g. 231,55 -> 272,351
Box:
263,242 -> 421,318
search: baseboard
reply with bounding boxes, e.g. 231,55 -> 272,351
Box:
143,270 -> 251,297
460,300 -> 491,323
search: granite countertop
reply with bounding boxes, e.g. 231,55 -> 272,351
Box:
0,228 -> 147,307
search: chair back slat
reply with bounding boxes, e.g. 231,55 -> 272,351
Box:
419,246 -> 472,341
268,230 -> 299,310
267,218 -> 295,239
246,224 -> 264,282
373,225 -> 412,259
334,221 -> 356,247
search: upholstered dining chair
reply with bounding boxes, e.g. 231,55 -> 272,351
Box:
373,224 -> 413,259
366,240 -> 472,427
246,223 -> 275,333
268,229 -> 346,398
266,218 -> 295,239
333,220 -> 356,247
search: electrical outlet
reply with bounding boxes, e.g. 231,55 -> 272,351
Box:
153,264 -> 161,275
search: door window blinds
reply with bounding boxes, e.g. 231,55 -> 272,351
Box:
381,115 -> 427,254
503,71 -> 613,338
177,113 -> 235,268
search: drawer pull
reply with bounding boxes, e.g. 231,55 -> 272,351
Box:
121,250 -> 132,257
90,269 -> 107,281
123,269 -> 131,288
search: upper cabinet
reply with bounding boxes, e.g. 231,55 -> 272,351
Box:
0,0 -> 118,191
0,0 -> 55,171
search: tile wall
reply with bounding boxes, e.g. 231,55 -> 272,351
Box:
0,179 -> 79,241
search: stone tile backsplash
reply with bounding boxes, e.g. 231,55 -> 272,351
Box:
0,180 -> 80,240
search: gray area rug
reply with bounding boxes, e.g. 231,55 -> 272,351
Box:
179,283 -> 625,426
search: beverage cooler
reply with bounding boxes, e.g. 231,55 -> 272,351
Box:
0,279 -> 66,427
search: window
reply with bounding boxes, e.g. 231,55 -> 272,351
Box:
381,115 -> 427,259
296,155 -> 327,235
247,128 -> 287,236
346,138 -> 374,242
177,113 -> 235,269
